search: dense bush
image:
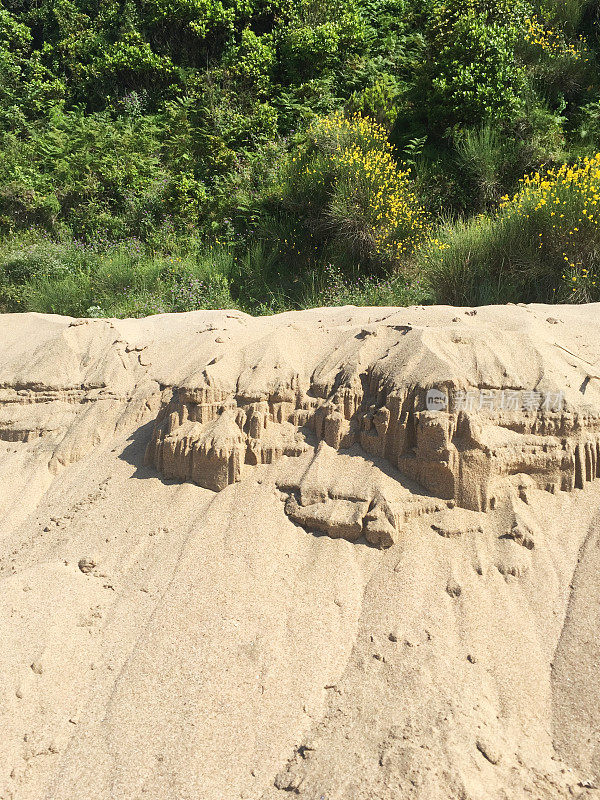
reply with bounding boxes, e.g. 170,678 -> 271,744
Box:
0,109 -> 167,238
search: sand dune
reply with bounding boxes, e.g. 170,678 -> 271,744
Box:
1,304 -> 600,799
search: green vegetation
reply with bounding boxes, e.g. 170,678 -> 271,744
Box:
0,0 -> 599,314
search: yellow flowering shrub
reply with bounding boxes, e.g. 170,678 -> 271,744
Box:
500,153 -> 600,299
276,112 -> 432,268
421,154 -> 600,306
523,15 -> 587,60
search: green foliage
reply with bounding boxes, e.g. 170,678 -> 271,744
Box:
142,0 -> 252,41
277,11 -> 367,82
575,99 -> 600,150
425,1 -> 529,124
419,214 -> 545,306
0,0 -> 600,315
304,263 -> 430,307
0,8 -> 65,127
454,124 -> 519,210
0,107 -> 167,238
537,0 -> 592,33
347,74 -> 401,129
223,29 -> 276,97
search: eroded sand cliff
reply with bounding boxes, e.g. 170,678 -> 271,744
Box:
1,304 -> 600,799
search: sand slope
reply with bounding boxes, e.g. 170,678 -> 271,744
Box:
1,304 -> 600,799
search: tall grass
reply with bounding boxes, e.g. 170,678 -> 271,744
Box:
538,0 -> 592,33
0,228 -> 431,317
0,234 -> 236,316
303,263 -> 430,308
419,215 -> 549,305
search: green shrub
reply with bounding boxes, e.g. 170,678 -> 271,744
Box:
0,108 -> 168,239
418,0 -> 530,126
276,0 -> 367,83
454,124 -> 521,210
223,29 -> 276,98
537,0 -> 592,33
519,12 -> 591,101
574,99 -> 600,153
347,74 -> 401,129
419,214 -> 543,305
229,241 -> 290,313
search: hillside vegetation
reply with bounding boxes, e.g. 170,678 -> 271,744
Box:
0,0 -> 599,314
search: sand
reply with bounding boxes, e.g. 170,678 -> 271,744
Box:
1,303 -> 600,799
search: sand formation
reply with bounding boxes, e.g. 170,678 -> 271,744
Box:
1,305 -> 600,799
145,307 -> 600,539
